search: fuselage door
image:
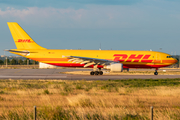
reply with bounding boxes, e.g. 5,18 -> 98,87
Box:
155,53 -> 162,63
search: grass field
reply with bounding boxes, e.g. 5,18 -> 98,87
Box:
0,79 -> 180,119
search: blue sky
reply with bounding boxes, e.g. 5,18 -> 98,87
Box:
0,0 -> 180,56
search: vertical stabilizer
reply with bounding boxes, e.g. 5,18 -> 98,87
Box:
7,22 -> 46,50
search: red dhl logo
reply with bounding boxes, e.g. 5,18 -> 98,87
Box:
15,39 -> 34,43
114,54 -> 153,62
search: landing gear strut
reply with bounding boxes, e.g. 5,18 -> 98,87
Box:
154,68 -> 158,75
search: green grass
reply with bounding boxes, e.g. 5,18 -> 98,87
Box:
114,78 -> 180,87
0,78 -> 180,92
43,89 -> 50,94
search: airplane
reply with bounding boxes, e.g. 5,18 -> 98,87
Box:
6,22 -> 177,75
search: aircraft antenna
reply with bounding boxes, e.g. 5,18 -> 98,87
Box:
99,43 -> 101,50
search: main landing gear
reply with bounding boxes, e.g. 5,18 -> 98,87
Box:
90,71 -> 103,75
154,68 -> 158,75
90,68 -> 103,75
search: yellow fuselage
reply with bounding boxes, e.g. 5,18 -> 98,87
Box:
10,49 -> 177,68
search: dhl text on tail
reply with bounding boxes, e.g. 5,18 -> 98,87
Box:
6,22 -> 177,75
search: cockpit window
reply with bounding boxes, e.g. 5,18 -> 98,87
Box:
167,56 -> 173,58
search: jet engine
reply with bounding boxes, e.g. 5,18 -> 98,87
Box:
104,63 -> 123,72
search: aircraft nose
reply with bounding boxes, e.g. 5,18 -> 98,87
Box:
173,58 -> 178,64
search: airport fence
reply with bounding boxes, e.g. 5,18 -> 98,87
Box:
32,106 -> 154,120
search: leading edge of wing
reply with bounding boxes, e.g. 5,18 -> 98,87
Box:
4,49 -> 37,53
65,55 -> 117,64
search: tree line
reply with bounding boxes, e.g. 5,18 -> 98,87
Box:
0,58 -> 38,65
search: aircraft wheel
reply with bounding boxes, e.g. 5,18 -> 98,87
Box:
99,71 -> 103,75
154,71 -> 158,75
94,71 -> 99,75
90,71 -> 95,75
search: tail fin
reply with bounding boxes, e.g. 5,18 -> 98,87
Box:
7,22 -> 46,50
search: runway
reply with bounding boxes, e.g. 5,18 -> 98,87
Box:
0,69 -> 180,80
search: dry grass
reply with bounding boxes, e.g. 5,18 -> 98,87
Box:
0,79 -> 180,119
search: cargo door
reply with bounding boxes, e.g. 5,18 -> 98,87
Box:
155,53 -> 161,63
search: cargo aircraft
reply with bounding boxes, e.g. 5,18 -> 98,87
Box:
6,22 -> 177,75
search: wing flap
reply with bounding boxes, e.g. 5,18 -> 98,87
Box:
64,55 -> 117,67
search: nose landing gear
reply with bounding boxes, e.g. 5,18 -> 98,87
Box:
154,70 -> 158,75
154,68 -> 158,75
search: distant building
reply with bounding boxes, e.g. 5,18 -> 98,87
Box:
1,55 -> 5,57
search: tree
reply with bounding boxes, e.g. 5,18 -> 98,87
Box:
32,60 -> 38,65
18,59 -> 23,65
10,58 -> 17,65
23,58 -> 30,65
0,60 -> 3,65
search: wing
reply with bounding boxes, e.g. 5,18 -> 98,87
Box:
65,56 -> 118,68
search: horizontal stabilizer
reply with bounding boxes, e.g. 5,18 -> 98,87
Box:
5,49 -> 37,56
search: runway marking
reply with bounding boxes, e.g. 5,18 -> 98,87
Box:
14,69 -> 23,73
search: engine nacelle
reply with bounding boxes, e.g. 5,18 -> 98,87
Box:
104,63 -> 123,72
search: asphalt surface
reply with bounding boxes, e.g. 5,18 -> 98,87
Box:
0,69 -> 180,80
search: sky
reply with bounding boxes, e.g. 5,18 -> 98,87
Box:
0,0 -> 180,56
